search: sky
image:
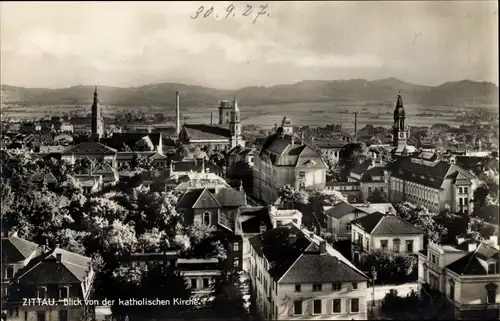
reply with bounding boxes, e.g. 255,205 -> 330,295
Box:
1,1 -> 498,89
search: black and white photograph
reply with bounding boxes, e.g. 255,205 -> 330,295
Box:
1,1 -> 498,321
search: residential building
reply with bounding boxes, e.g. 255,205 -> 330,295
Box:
236,205 -> 303,271
178,97 -> 245,149
347,159 -> 386,201
164,172 -> 230,192
61,142 -> 117,167
253,115 -> 327,204
325,181 -> 361,202
351,212 -> 424,263
1,232 -> 39,300
323,202 -> 396,240
249,223 -> 369,320
176,187 -> 248,269
101,132 -> 164,154
417,238 -> 500,319
313,138 -> 348,164
6,246 -> 95,321
228,145 -> 255,168
385,151 -> 479,214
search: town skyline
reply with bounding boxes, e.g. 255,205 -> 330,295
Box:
1,1 -> 498,89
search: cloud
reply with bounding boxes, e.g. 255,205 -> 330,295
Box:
0,1 -> 497,88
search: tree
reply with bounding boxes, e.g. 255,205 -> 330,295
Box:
319,150 -> 337,179
227,161 -> 253,193
335,142 -> 371,180
395,203 -> 447,244
363,250 -> 416,284
204,271 -> 251,319
175,144 -> 190,160
277,185 -> 309,207
101,220 -> 138,258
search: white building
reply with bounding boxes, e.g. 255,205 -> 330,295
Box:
249,223 -> 369,320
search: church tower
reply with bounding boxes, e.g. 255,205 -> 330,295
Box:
91,86 -> 104,140
229,97 -> 243,148
281,114 -> 293,135
392,92 -> 409,149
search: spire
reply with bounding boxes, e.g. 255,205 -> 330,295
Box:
93,86 -> 99,104
233,97 -> 239,110
396,91 -> 403,109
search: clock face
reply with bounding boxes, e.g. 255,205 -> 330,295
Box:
399,132 -> 405,139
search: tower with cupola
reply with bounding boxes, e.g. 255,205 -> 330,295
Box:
229,97 -> 243,148
392,92 -> 409,149
281,114 -> 294,135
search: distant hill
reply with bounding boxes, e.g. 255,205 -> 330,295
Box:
1,78 -> 498,107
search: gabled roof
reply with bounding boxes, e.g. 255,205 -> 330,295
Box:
249,224 -> 367,283
387,157 -> 453,189
324,201 -> 368,219
351,212 -> 423,235
1,234 -> 39,263
177,189 -> 206,209
361,166 -> 385,182
446,242 -> 500,276
62,142 -> 117,155
14,247 -> 92,284
214,188 -> 247,207
182,124 -> 231,140
102,133 -> 162,150
350,159 -> 372,176
193,188 -> 221,209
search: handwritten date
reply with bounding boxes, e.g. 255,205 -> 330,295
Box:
191,4 -> 269,24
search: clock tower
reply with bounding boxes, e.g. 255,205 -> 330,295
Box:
393,92 -> 409,149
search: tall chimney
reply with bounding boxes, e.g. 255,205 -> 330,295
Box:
210,113 -> 213,125
354,112 -> 358,142
175,91 -> 180,136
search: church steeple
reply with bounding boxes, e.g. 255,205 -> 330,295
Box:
91,86 -> 104,140
229,97 -> 243,148
392,91 -> 408,149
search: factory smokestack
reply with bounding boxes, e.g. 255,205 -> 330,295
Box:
176,91 -> 180,136
210,113 -> 213,125
354,112 -> 358,142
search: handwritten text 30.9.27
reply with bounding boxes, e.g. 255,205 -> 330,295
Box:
191,4 -> 269,24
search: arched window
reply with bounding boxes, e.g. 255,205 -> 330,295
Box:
203,212 -> 210,226
393,238 -> 401,253
259,222 -> 267,233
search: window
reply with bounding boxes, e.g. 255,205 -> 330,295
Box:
24,311 -> 27,321
449,280 -> 455,301
59,286 -> 69,299
332,299 -> 341,313
191,279 -> 197,289
36,311 -> 45,321
380,240 -> 388,250
352,282 -> 358,290
380,187 -> 384,192
393,238 -> 401,253
365,237 -> 370,252
299,182 -> 305,190
487,286 -> 497,304
332,283 -> 341,291
351,298 -> 359,313
313,300 -> 322,314
312,283 -> 322,292
346,223 -> 351,231
488,262 -> 498,274
6,266 -> 14,279
233,257 -> 240,267
276,220 -> 283,227
202,212 -> 210,225
59,310 -> 68,321
233,242 -> 239,251
299,171 -> 305,178
368,187 -> 372,193
37,286 -> 47,299
202,278 -> 210,288
294,284 -> 301,292
293,300 -> 303,315
406,240 -> 414,253
464,187 -> 469,194
459,187 -> 463,194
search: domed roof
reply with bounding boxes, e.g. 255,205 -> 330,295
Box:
281,114 -> 293,126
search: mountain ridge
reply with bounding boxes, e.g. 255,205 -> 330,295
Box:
1,78 -> 498,107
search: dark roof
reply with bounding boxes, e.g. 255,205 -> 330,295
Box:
182,124 -> 231,140
361,166 -> 385,182
314,139 -> 348,149
14,247 -> 92,284
351,212 -> 423,235
62,142 -> 117,155
325,202 -> 368,219
387,157 -> 457,189
176,189 -> 205,209
193,188 -> 221,209
351,159 -> 372,176
249,224 -> 367,283
260,133 -> 325,168
1,234 -> 39,263
446,242 -> 500,275
238,207 -> 273,233
172,158 -> 205,173
102,133 -> 162,150
214,188 -> 247,207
